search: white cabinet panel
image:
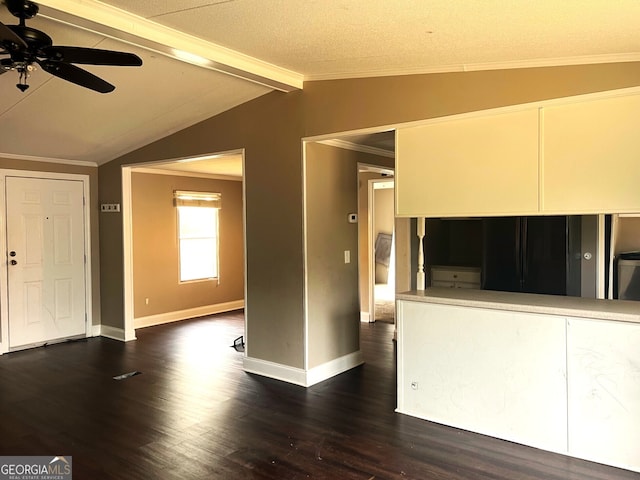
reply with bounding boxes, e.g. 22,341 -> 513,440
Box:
541,94 -> 640,214
567,318 -> 640,472
396,109 -> 539,217
397,301 -> 568,454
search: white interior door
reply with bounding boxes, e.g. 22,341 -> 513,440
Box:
6,176 -> 87,349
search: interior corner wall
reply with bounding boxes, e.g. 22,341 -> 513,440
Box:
99,62 -> 640,375
0,158 -> 101,327
101,90 -> 307,368
305,142 -> 360,368
131,172 -> 244,318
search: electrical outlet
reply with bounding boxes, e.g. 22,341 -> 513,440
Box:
100,203 -> 120,212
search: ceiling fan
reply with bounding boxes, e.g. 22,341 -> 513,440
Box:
0,0 -> 142,93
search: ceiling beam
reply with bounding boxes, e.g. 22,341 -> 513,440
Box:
35,0 -> 303,92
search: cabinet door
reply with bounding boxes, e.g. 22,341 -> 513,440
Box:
398,301 -> 568,454
541,93 -> 640,214
396,109 -> 539,217
567,318 -> 640,472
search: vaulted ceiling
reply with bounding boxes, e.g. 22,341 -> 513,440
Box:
1,0 -> 639,167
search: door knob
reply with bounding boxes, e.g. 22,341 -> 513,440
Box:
10,260 -> 17,266
9,251 -> 15,257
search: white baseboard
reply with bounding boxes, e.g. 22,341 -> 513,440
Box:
306,350 -> 364,387
243,356 -> 307,386
244,350 -> 364,387
91,325 -> 101,337
360,311 -> 371,322
134,300 -> 244,329
100,325 -> 130,342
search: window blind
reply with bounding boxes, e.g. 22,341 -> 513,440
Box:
173,190 -> 221,208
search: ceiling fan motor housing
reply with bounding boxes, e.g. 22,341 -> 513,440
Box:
6,25 -> 51,57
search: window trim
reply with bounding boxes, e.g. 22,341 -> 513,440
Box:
175,191 -> 221,284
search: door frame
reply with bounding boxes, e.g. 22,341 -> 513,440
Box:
121,149 -> 247,343
0,169 -> 93,354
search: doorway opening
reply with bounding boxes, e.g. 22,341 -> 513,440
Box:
121,150 -> 247,344
371,178 -> 395,323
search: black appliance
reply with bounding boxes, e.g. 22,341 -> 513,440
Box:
481,216 -> 581,296
614,251 -> 640,300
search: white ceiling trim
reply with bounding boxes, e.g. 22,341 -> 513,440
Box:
0,152 -> 98,167
319,139 -> 395,159
304,52 -> 640,82
132,167 -> 241,181
122,150 -> 244,168
36,0 -> 303,92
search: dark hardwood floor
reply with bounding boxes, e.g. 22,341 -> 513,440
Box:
1,311 -> 638,479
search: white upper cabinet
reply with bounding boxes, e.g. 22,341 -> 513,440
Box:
396,109 -> 539,217
396,90 -> 640,218
541,93 -> 640,214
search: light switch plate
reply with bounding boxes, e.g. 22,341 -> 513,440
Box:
101,203 -> 120,212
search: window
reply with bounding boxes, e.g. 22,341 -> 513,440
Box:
175,191 -> 221,282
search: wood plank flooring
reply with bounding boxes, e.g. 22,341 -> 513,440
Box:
0,311 -> 638,479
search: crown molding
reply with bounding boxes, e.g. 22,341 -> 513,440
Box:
0,152 -> 98,167
319,139 -> 395,159
36,0 -> 303,92
304,52 -> 640,82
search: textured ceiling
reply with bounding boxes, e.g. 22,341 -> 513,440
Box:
1,0 -> 639,167
97,0 -> 640,78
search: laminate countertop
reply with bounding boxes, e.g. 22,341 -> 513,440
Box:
397,288 -> 640,324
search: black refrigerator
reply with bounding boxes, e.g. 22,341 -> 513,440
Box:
481,216 -> 581,296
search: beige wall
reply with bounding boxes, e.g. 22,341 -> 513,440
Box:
302,64 -> 640,136
131,172 -> 244,318
305,143 -> 360,368
99,63 -> 640,370
101,91 -> 306,365
0,158 -> 101,326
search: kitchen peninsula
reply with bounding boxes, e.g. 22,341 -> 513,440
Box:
393,87 -> 640,473
396,288 -> 640,473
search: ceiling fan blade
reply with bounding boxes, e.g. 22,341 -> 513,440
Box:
37,60 -> 115,93
0,20 -> 27,49
42,46 -> 142,66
